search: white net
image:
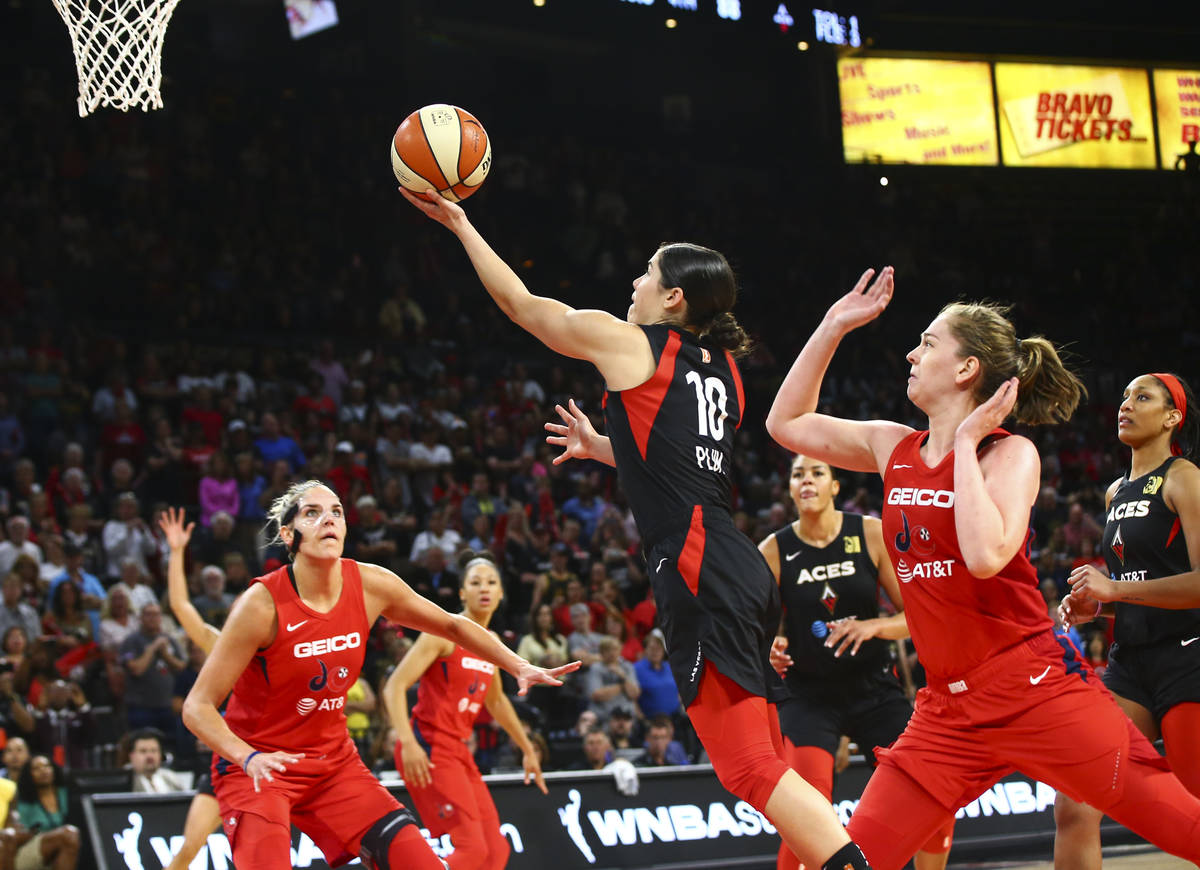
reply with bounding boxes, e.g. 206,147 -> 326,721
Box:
51,0 -> 183,117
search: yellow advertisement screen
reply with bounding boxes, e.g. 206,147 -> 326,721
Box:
838,57 -> 998,165
995,63 -> 1156,168
1154,69 -> 1200,170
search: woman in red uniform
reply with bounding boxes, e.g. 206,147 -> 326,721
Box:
762,456 -> 952,870
182,482 -> 578,870
1055,372 -> 1200,869
765,270 -> 1200,870
402,187 -> 872,870
384,552 -> 544,870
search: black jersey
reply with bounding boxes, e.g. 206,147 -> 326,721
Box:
1103,456 -> 1200,647
603,324 -> 742,541
776,513 -> 890,681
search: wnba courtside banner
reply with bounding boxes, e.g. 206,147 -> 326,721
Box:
1153,68 -> 1200,169
837,57 -> 999,165
995,62 -> 1157,168
84,764 -> 1145,869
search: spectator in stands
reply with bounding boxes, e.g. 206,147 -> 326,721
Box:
583,636 -> 640,724
0,737 -> 29,780
566,603 -> 605,668
190,565 -> 234,628
568,728 -> 612,772
108,558 -> 157,618
561,481 -> 608,548
349,495 -> 398,569
534,543 -> 578,614
62,506 -> 102,578
120,603 -> 185,739
0,517 -> 41,579
12,754 -> 80,870
197,451 -> 238,527
605,708 -> 640,758
0,664 -> 33,742
0,575 -> 41,647
126,727 -> 185,792
99,586 -> 136,653
37,535 -> 67,589
32,679 -> 94,771
328,441 -> 371,519
141,417 -> 185,507
189,510 -> 238,569
603,608 -> 641,663
101,493 -> 155,584
409,506 -> 461,564
41,582 -> 94,653
1060,499 -> 1103,559
633,715 -> 689,768
460,472 -> 498,533
517,603 -> 569,669
634,629 -> 680,719
91,369 -> 138,424
252,412 -> 306,474
408,424 -> 453,513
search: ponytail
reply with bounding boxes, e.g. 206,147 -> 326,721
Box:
701,311 -> 754,358
1013,336 -> 1085,425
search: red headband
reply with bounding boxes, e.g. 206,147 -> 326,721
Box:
1152,372 -> 1187,455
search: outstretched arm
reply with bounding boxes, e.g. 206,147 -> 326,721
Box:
765,267 -> 910,474
159,507 -> 219,654
362,562 -> 581,693
401,189 -> 652,389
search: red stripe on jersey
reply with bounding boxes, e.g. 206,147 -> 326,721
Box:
724,350 -> 745,430
1167,516 -> 1182,548
677,505 -> 706,596
622,330 -> 682,460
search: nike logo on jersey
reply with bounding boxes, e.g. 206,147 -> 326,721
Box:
785,551 -> 802,561
287,620 -> 309,632
892,464 -> 912,469
1029,666 -> 1051,685
1182,637 -> 1199,647
656,557 -> 669,572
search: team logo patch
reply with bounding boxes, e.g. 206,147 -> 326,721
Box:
820,582 -> 838,614
1143,475 -> 1164,495
910,524 -> 936,557
297,697 -> 317,716
1111,524 -> 1125,565
700,348 -> 711,364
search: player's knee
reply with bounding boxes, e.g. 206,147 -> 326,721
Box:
359,806 -> 429,870
1054,792 -> 1103,832
709,746 -> 789,814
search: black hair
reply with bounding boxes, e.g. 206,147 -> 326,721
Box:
656,243 -> 753,357
1151,373 -> 1199,462
457,549 -> 499,587
16,755 -> 66,804
129,727 -> 167,753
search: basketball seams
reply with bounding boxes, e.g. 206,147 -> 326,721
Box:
391,103 -> 490,203
416,111 -> 454,190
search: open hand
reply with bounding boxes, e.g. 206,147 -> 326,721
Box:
395,740 -> 435,789
515,660 -> 582,696
824,616 -> 877,658
823,266 -> 894,335
955,377 -> 1019,447
157,507 -> 195,551
545,399 -> 600,465
399,187 -> 466,231
245,750 -> 304,793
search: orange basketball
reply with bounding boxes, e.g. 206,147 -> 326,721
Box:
390,104 -> 492,203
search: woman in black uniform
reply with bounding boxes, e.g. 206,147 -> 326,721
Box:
1057,372 -> 1200,869
763,455 -> 952,870
402,185 -> 876,870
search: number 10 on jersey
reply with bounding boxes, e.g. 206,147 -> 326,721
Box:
685,370 -> 729,440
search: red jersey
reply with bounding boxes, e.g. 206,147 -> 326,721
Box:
412,644 -> 495,746
223,560 -> 368,757
881,430 -> 1048,681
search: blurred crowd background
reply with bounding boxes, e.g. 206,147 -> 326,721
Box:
0,0 -> 1197,865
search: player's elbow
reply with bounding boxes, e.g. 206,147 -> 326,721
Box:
963,549 -> 1009,579
181,695 -> 204,734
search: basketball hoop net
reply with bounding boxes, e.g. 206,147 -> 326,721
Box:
51,0 -> 183,117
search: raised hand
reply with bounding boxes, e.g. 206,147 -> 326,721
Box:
545,399 -> 601,465
157,507 -> 195,551
823,266 -> 895,335
399,187 -> 466,231
955,377 -> 1019,447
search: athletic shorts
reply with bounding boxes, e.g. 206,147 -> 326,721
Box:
214,738 -> 401,867
645,507 -> 785,707
778,668 -> 913,760
404,735 -> 499,839
873,629 -> 1168,812
1105,636 -> 1200,723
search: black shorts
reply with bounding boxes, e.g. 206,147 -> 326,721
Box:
777,668 -> 913,761
646,509 -> 785,708
194,773 -> 214,797
1104,636 -> 1200,722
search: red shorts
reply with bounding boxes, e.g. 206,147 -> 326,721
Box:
215,738 -> 401,866
875,630 -> 1167,811
405,738 -> 499,839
